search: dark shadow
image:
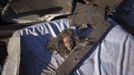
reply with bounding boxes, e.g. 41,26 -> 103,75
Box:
14,7 -> 63,17
0,41 -> 8,75
1,6 -> 63,23
112,0 -> 134,35
88,40 -> 96,45
0,41 -> 8,65
0,0 -> 9,8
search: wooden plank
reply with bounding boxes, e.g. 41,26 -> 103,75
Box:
55,21 -> 111,75
55,1 -> 113,75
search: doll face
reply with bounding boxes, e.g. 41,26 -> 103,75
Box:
63,36 -> 75,50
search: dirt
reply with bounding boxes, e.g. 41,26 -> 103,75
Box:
70,0 -> 124,27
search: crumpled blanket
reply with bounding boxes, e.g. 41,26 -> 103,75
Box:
2,18 -> 134,75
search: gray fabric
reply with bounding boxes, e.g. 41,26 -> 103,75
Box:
74,25 -> 134,75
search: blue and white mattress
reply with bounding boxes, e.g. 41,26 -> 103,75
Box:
2,18 -> 134,75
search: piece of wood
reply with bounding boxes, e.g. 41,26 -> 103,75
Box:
55,0 -> 121,74
55,21 -> 112,75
